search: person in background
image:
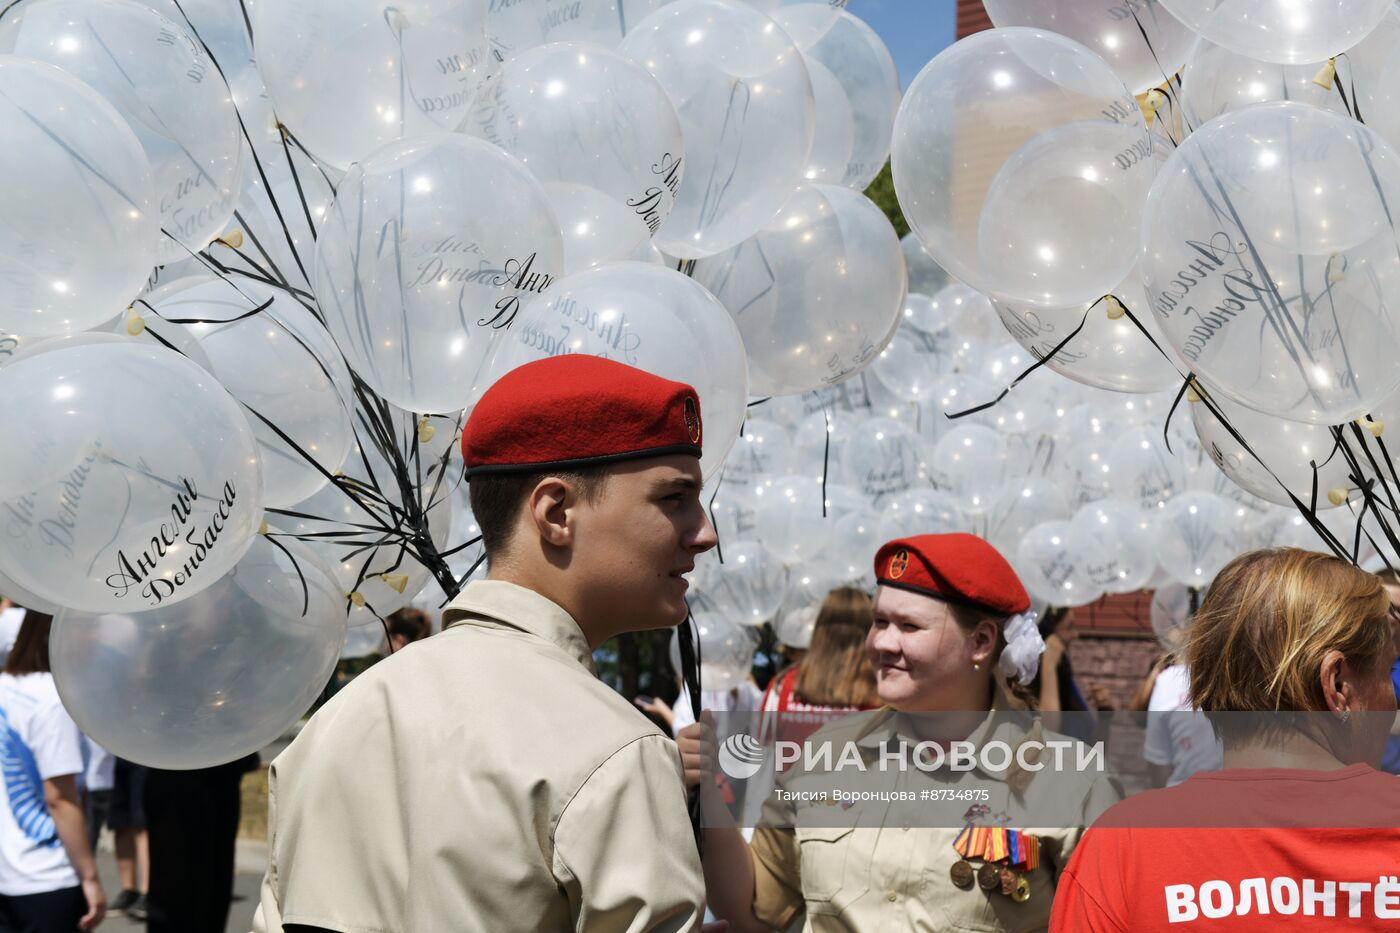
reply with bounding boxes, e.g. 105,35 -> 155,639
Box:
385,607 -> 430,654
1373,567 -> 1400,774
143,753 -> 260,933
0,612 -> 105,932
1142,612 -> 1221,788
0,599 -> 25,669
1051,548 -> 1400,931
106,759 -> 148,920
79,736 -> 114,855
1031,608 -> 1114,745
758,586 -> 879,745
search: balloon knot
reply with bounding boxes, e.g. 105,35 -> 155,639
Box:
1327,487 -> 1350,507
1185,382 -> 1202,404
216,229 -> 244,250
417,416 -> 436,444
1312,58 -> 1337,90
380,572 -> 410,594
258,520 -> 269,536
125,308 -> 146,336
348,591 -> 366,608
1104,295 -> 1126,320
1361,418 -> 1385,438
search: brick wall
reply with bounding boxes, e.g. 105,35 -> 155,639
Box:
956,0 -> 991,38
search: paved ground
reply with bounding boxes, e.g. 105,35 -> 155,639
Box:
93,841 -> 262,933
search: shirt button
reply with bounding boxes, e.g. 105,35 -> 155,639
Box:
886,891 -> 898,902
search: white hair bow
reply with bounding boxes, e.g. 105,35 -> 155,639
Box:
998,611 -> 1045,686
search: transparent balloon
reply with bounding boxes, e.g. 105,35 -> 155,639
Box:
475,262 -> 747,480
1150,581 -> 1196,651
51,535 -> 344,769
1109,427 -> 1189,509
902,233 -> 949,297
722,418 -> 796,489
1070,500 -> 1157,593
0,341 -> 263,613
0,0 -> 244,263
892,28 -> 1152,307
979,477 -> 1071,561
984,0 -> 1194,93
160,280 -> 355,507
842,417 -> 926,503
1142,102 -> 1400,424
692,185 -> 905,396
1017,520 -> 1102,608
1058,406 -> 1118,508
811,508 -> 881,587
668,617 -> 756,691
773,600 -> 819,649
0,57 -> 157,336
1179,38 -> 1347,129
1190,390 -> 1351,508
775,8 -> 900,190
488,0 -> 666,58
1156,0 -> 1392,64
692,539 -> 787,625
751,474 -> 829,565
461,41 -> 684,255
877,488 -> 964,543
929,424 -> 1009,515
621,0 -> 815,257
315,134 -> 564,414
1155,491 -> 1245,587
251,0 -> 491,170
993,270 -> 1182,394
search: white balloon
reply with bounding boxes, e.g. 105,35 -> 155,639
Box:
52,534 -> 344,769
1155,491 -> 1245,587
1070,500 -> 1157,593
621,0 -> 815,257
251,0 -> 492,169
1158,0 -> 1391,64
1017,520 -> 1102,607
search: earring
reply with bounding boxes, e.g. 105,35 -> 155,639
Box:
1340,707 -> 1352,724
973,662 -> 981,671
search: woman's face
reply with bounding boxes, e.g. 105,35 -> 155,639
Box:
868,587 -> 996,711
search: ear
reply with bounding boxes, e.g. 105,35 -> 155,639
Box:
969,617 -> 1000,666
526,477 -> 576,548
1318,648 -> 1350,714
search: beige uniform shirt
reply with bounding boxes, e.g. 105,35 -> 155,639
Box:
748,694 -> 1122,932
252,580 -> 704,933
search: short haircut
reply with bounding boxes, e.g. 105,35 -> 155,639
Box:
387,607 -> 430,642
4,611 -> 54,676
468,467 -> 610,558
1188,548 -> 1392,720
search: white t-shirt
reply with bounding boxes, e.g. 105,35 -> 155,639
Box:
80,735 -> 115,794
0,609 -> 25,669
0,672 -> 82,895
1143,664 -> 1223,787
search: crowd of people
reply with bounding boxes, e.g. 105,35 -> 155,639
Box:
4,355 -> 1399,932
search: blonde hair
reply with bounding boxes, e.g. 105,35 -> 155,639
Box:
794,587 -> 877,708
1188,548 -> 1392,713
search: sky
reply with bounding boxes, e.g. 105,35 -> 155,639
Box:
847,0 -> 958,91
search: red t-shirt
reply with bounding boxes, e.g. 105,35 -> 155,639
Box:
1051,765 -> 1400,931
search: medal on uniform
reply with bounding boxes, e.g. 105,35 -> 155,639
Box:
976,862 -> 1000,891
1013,876 -> 1032,903
950,859 -> 975,889
999,865 -> 1020,897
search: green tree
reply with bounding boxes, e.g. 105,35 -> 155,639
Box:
864,161 -> 909,238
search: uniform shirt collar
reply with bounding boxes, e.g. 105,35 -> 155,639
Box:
852,683 -> 1040,785
442,579 -> 595,674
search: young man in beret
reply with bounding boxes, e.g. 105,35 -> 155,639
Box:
253,356 -> 721,933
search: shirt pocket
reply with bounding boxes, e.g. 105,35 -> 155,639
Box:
795,825 -> 866,908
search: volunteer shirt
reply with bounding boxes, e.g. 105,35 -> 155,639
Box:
0,672 -> 82,896
1142,665 -> 1222,786
1050,764 -> 1400,931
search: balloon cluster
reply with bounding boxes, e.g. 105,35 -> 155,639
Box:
691,0 -> 1400,657
0,0 -> 907,765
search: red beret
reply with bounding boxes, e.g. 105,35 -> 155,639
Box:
874,533 -> 1029,616
463,356 -> 703,477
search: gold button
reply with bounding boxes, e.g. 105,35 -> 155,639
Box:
886,891 -> 898,902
